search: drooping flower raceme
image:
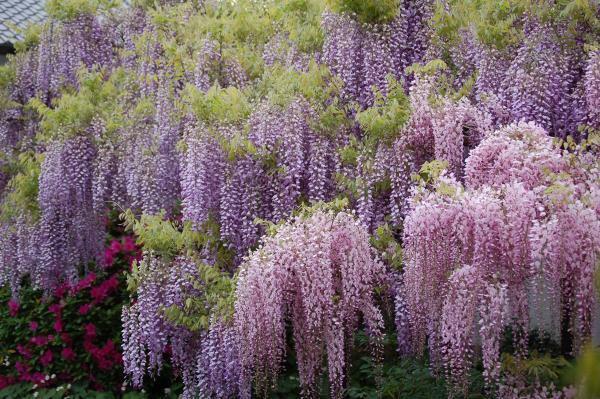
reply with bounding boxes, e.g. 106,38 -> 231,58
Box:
122,254 -> 200,394
465,122 -> 566,190
235,210 -> 386,399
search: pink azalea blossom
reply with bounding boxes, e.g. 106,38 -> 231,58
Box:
15,361 -> 28,375
61,347 -> 76,361
40,349 -> 53,366
53,282 -> 70,298
61,332 -> 73,346
17,344 -> 31,359
30,372 -> 45,384
84,323 -> 97,339
8,299 -> 19,317
53,318 -> 63,333
79,303 -> 92,315
48,303 -> 62,315
30,335 -> 53,346
74,273 -> 97,292
109,239 -> 122,253
0,375 -> 16,390
103,249 -> 114,266
122,236 -> 137,252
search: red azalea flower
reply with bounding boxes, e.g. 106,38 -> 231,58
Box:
83,340 -> 96,353
48,303 -> 62,315
61,347 -> 76,361
40,349 -> 53,366
30,335 -> 53,346
110,239 -> 122,253
8,299 -> 19,317
17,344 -> 31,359
79,303 -> 92,315
122,236 -> 137,252
60,332 -> 73,346
74,273 -> 97,292
103,249 -> 114,267
15,361 -> 29,375
53,318 -> 63,333
29,321 -> 39,331
53,283 -> 70,298
0,375 -> 16,390
84,323 -> 97,339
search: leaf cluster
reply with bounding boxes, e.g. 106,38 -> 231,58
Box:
30,69 -> 126,143
46,0 -> 122,21
0,152 -> 41,222
355,77 -> 410,145
326,0 -> 399,25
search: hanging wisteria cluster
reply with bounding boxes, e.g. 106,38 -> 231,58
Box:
0,9 -> 116,293
235,210 -> 386,399
0,0 -> 599,397
401,122 -> 600,394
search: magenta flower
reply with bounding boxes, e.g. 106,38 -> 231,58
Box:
92,275 -> 119,303
105,275 -> 119,289
48,303 -> 62,315
15,361 -> 28,375
84,323 -> 97,339
84,340 -> 96,353
40,349 -> 53,366
17,344 -> 31,359
122,236 -> 137,252
54,283 -> 70,298
79,303 -> 92,315
103,249 -> 114,266
61,347 -> 76,361
8,299 -> 19,317
0,375 -> 16,389
61,332 -> 73,346
30,372 -> 45,384
109,239 -> 122,253
74,272 -> 97,292
29,321 -> 39,331
53,318 -> 63,333
30,335 -> 53,346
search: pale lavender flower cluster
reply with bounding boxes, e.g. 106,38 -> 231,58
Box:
465,122 -> 567,190
122,255 -> 200,393
12,14 -> 115,106
234,210 -> 386,399
322,0 -> 433,107
446,20 -> 595,140
197,319 -> 240,398
37,137 -> 104,290
402,121 -> 600,393
356,74 -> 492,228
263,34 -> 313,71
181,99 -> 342,258
584,51 -> 600,130
122,252 -> 241,398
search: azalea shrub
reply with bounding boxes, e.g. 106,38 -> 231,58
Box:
0,235 -> 140,392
